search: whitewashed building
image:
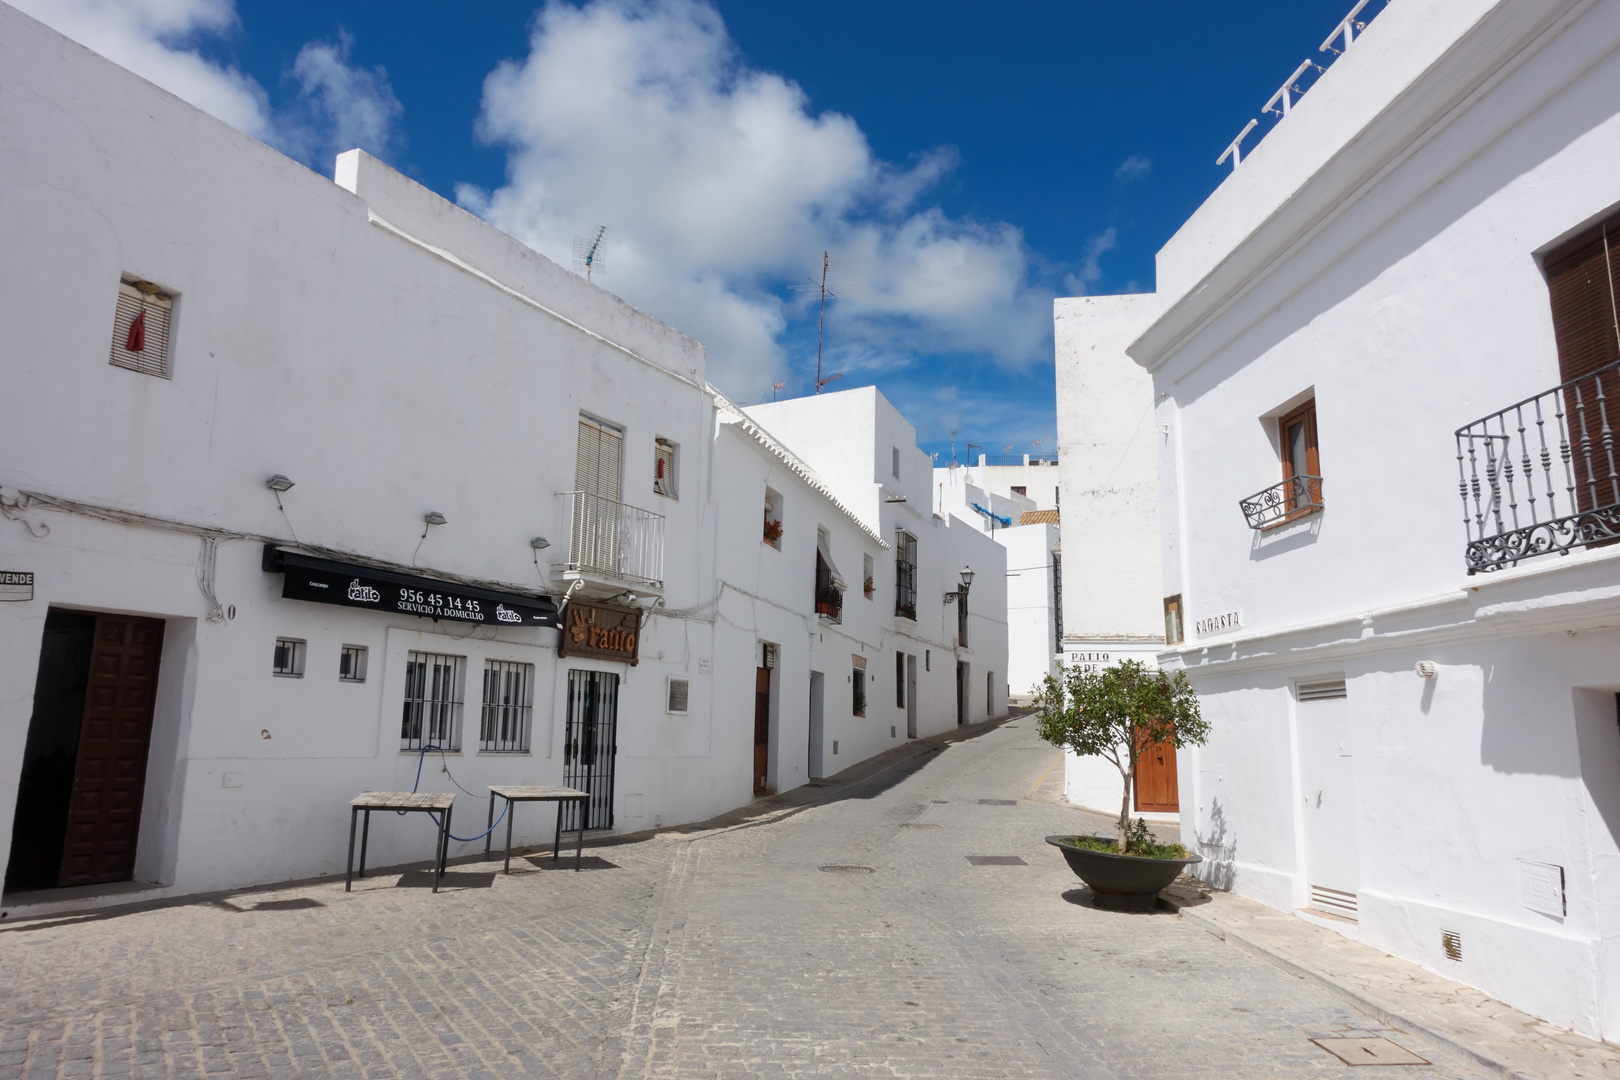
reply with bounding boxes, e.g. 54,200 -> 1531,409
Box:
0,4 -> 1008,908
1090,0 -> 1620,1041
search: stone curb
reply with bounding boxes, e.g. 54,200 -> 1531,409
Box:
1177,904 -> 1541,1080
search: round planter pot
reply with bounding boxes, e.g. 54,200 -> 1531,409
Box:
1046,835 -> 1202,912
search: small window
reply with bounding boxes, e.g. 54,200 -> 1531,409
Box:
110,278 -> 173,378
863,553 -> 874,599
1011,486 -> 1026,496
895,651 -> 905,707
764,488 -> 784,549
480,660 -> 533,752
1054,486 -> 1060,505
925,649 -> 931,672
654,438 -> 678,499
666,677 -> 690,715
892,446 -> 901,479
339,645 -> 368,683
987,671 -> 995,715
272,638 -> 306,678
1164,595 -> 1184,646
402,651 -> 466,751
853,668 -> 867,716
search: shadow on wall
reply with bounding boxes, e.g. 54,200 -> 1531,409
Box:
1573,688 -> 1620,866
1249,513 -> 1322,561
1479,652 -> 1578,778
1194,796 -> 1236,892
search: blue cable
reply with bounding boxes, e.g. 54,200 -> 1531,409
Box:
398,743 -> 508,843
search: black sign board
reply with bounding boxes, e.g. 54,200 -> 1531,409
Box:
263,546 -> 559,628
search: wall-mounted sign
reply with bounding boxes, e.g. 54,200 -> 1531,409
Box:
263,546 -> 558,627
559,600 -> 641,665
0,570 -> 33,601
1195,610 -> 1242,637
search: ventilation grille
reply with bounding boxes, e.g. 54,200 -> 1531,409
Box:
1309,885 -> 1358,919
1297,679 -> 1348,701
1441,929 -> 1462,962
666,678 -> 689,715
110,281 -> 172,378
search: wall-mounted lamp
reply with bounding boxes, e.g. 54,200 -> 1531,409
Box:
944,566 -> 975,604
423,511 -> 447,526
530,536 -> 551,550
266,474 -> 295,492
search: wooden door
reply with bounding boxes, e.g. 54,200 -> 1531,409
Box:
753,667 -> 771,795
59,615 -> 165,887
1134,733 -> 1179,812
1545,214 -> 1620,512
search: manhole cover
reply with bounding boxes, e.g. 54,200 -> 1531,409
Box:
819,865 -> 875,874
901,823 -> 942,829
1311,1038 -> 1430,1066
966,856 -> 1027,866
931,800 -> 948,804
979,799 -> 1017,806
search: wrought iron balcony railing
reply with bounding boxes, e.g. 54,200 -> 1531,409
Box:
559,491 -> 665,587
1239,474 -> 1324,530
1457,358 -> 1620,574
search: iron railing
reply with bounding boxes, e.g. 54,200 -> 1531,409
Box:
1239,474 -> 1324,530
1457,358 -> 1620,573
479,660 -> 532,753
560,491 -> 665,587
814,567 -> 843,622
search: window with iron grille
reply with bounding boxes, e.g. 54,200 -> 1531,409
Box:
654,437 -> 678,499
894,531 -> 917,619
853,668 -> 866,717
402,651 -> 465,751
339,645 -> 368,682
480,660 -> 532,752
110,278 -> 174,378
272,638 -> 305,678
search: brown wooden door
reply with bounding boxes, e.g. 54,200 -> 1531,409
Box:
753,667 -> 771,795
1134,735 -> 1180,813
1546,214 -> 1620,511
59,615 -> 165,886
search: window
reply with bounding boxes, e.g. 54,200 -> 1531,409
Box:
815,527 -> 843,623
654,437 -> 678,498
1544,211 -> 1620,511
987,671 -> 995,715
109,278 -> 173,378
339,645 -> 368,683
272,638 -> 305,678
863,553 -> 874,599
892,446 -> 901,479
764,488 -> 784,548
895,651 -> 905,707
853,668 -> 867,717
1011,486 -> 1026,496
925,649 -> 931,672
666,677 -> 690,715
402,651 -> 465,751
480,660 -> 532,752
576,415 -> 624,500
1278,399 -> 1321,517
1163,595 -> 1184,646
894,531 -> 918,620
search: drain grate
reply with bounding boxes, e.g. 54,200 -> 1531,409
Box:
1311,1038 -> 1429,1066
931,800 -> 949,804
978,799 -> 1017,806
901,823 -> 942,829
819,865 -> 875,874
966,856 -> 1027,866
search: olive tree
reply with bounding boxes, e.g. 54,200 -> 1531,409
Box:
1033,659 -> 1208,853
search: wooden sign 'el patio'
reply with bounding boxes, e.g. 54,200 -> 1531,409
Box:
558,601 -> 642,665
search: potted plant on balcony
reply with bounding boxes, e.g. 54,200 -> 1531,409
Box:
763,517 -> 783,545
896,602 -> 916,621
1034,658 -> 1209,910
864,576 -> 874,598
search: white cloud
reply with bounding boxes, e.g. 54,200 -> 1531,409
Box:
1062,228 -> 1117,296
458,0 -> 1052,394
1114,154 -> 1152,183
11,0 -> 401,172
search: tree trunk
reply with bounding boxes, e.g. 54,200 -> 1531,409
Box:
1118,765 -> 1133,853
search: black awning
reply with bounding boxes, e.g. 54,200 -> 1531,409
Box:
262,546 -> 559,628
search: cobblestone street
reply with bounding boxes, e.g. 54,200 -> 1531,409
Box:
0,719 -> 1495,1079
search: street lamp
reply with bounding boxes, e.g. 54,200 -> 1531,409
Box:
944,566 -> 974,604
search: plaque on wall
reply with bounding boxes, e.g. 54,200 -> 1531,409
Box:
559,600 -> 642,665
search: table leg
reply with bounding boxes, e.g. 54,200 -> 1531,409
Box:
554,801 -> 563,862
358,809 -> 371,878
504,798 -> 515,874
434,807 -> 450,893
485,793 -> 495,861
575,799 -> 584,872
345,806 -> 358,892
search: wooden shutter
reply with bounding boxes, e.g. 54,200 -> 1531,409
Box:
109,281 -> 172,378
1546,213 -> 1620,510
575,416 -> 624,500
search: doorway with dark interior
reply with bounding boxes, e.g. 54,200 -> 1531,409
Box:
753,663 -> 772,796
7,609 -> 166,894
562,669 -> 619,832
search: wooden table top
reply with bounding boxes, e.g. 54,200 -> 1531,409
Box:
350,792 -> 456,810
488,786 -> 590,801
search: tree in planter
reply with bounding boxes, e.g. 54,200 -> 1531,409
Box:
1033,659 -> 1207,853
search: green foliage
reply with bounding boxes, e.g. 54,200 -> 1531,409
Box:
1063,822 -> 1189,861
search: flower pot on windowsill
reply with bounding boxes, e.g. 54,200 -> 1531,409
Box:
815,601 -> 831,614
1045,835 -> 1202,912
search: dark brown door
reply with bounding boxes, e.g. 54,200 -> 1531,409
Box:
753,667 -> 771,795
1546,213 -> 1620,511
58,615 -> 165,886
1134,734 -> 1180,813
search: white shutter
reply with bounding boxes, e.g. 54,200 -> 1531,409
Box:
576,416 -> 624,500
109,281 -> 172,378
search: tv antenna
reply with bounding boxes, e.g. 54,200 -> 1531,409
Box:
793,250 -> 851,393
771,380 -> 786,402
573,227 -> 607,281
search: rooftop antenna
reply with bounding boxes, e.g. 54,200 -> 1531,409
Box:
573,226 -> 607,282
794,250 -> 850,393
771,380 -> 786,402
950,430 -> 958,470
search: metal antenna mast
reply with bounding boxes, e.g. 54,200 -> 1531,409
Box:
793,251 -> 849,394
573,227 -> 608,282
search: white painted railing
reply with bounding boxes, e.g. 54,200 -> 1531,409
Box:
559,491 -> 665,587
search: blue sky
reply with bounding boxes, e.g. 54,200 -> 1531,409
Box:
18,0 -> 1375,464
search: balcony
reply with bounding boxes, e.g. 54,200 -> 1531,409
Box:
1457,358 -> 1620,573
1239,474 -> 1324,530
557,491 -> 665,591
814,565 -> 843,622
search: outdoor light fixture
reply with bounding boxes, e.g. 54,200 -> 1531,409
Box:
423,511 -> 447,526
266,474 -> 295,492
530,536 -> 551,550
944,567 -> 975,605
1415,661 -> 1438,678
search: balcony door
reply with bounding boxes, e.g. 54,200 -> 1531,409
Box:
573,416 -> 625,573
1545,213 -> 1620,512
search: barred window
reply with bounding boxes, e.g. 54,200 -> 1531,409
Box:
110,279 -> 173,378
402,651 -> 465,751
339,645 -> 368,683
654,437 -> 678,498
480,660 -> 533,753
272,638 -> 305,678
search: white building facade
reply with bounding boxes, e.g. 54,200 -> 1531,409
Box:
1097,0 -> 1620,1041
0,5 -> 1008,906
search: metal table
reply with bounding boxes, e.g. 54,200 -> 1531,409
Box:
484,786 -> 591,873
346,791 -> 456,893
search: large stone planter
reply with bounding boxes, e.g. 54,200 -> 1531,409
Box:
1046,835 -> 1202,912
